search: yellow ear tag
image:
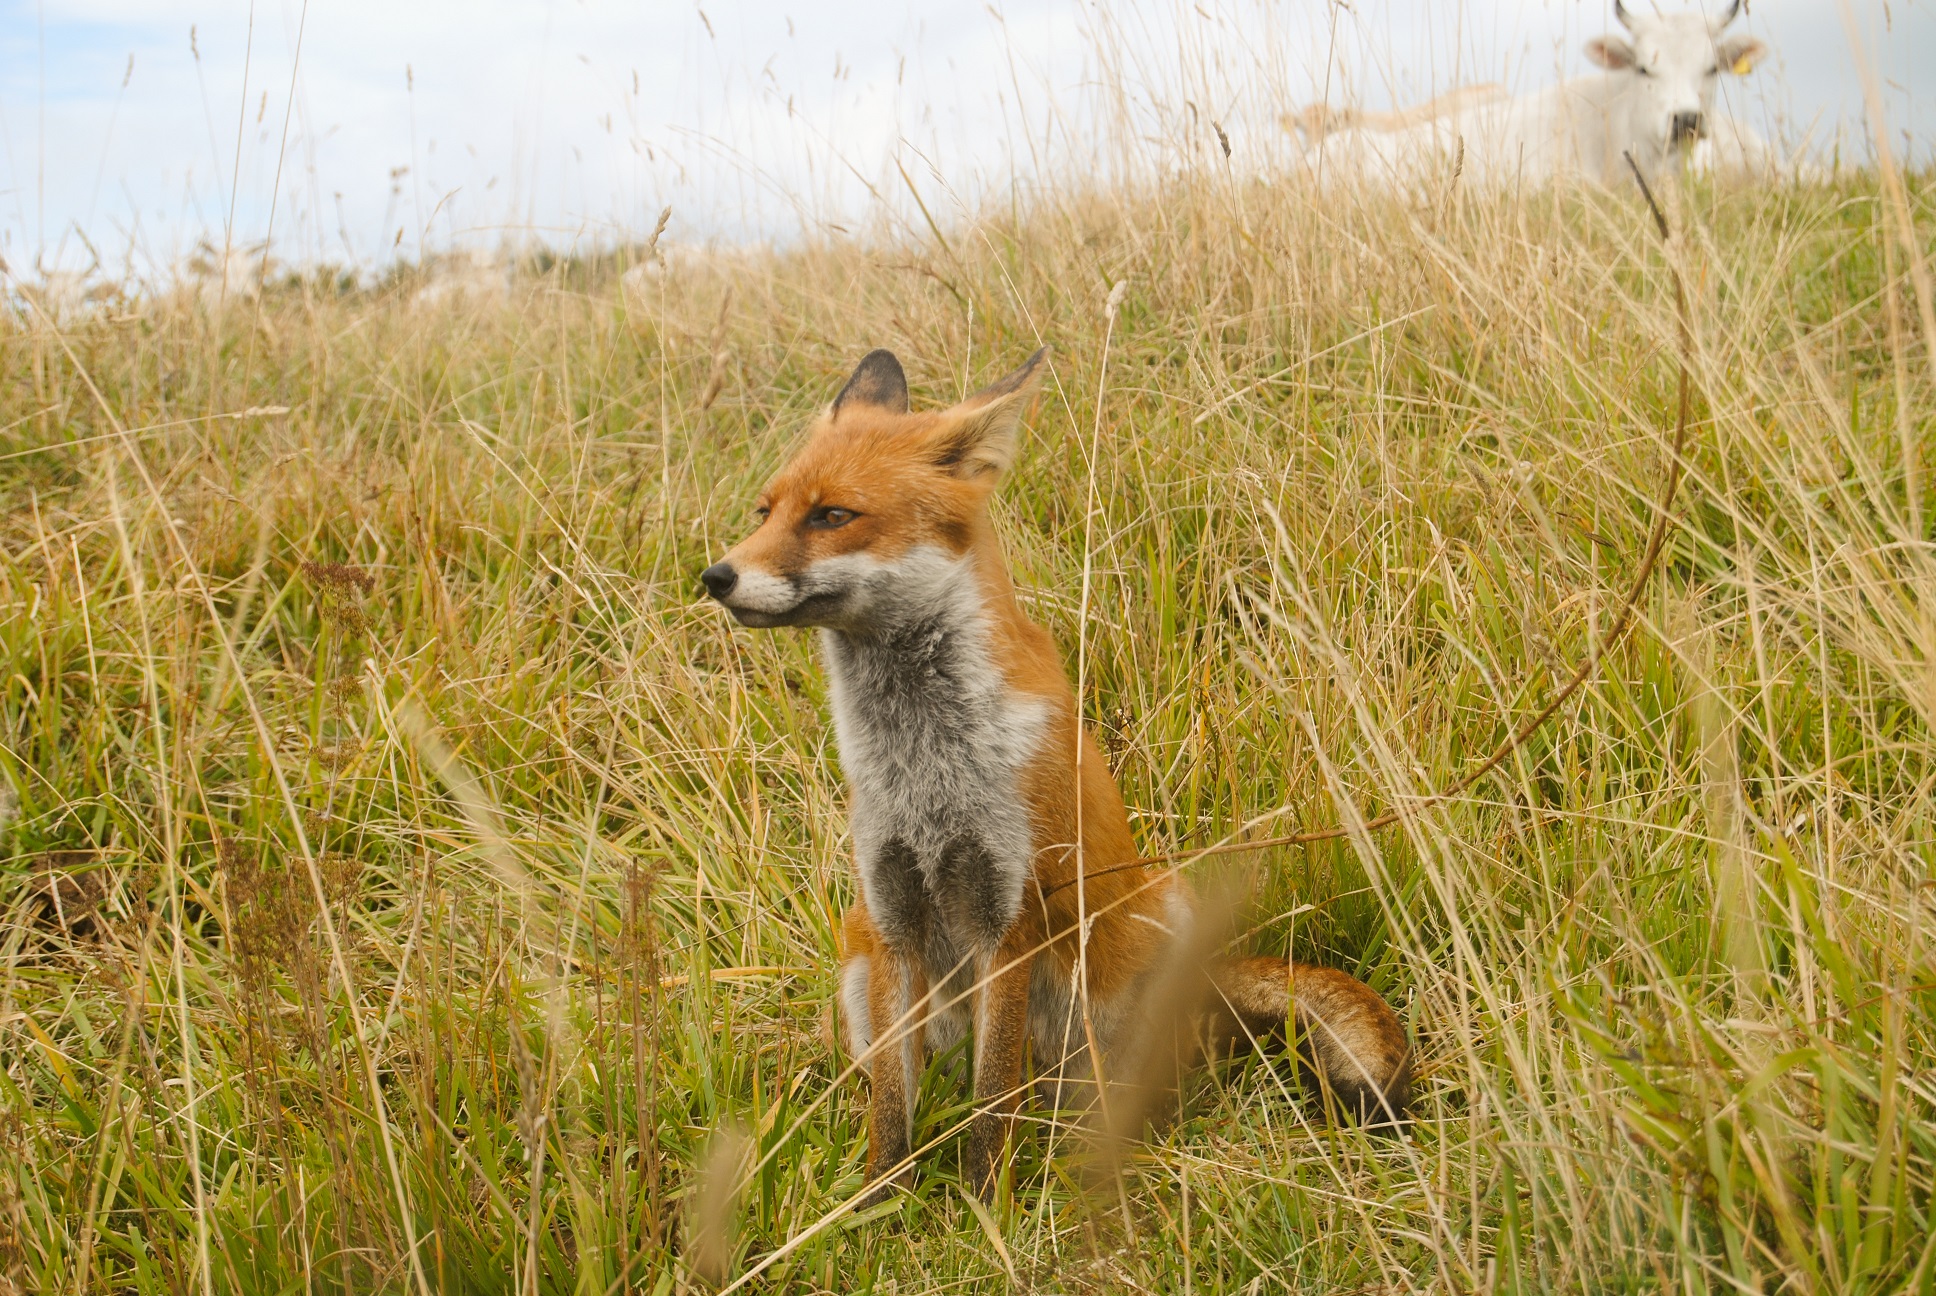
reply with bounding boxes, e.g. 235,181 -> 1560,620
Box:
1731,54 -> 1755,74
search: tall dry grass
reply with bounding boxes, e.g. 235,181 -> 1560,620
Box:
2,147 -> 1935,1292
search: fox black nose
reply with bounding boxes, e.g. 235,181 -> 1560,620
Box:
700,562 -> 738,600
1670,111 -> 1704,143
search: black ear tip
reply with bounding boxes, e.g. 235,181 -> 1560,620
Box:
850,349 -> 907,389
971,347 -> 1053,402
833,348 -> 911,415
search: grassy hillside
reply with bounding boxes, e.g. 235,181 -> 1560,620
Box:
4,166 -> 1935,1293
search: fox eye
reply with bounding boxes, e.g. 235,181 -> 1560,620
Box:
809,507 -> 857,529
753,504 -> 771,521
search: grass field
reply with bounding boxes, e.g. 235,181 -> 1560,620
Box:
4,154 -> 1936,1293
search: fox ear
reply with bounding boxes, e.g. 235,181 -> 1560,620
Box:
931,347 -> 1051,480
832,349 -> 910,417
1584,35 -> 1635,70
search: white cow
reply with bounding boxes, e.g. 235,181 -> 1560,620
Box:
1306,1 -> 1768,189
1284,84 -> 1508,145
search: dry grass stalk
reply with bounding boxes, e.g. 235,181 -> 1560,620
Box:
698,288 -> 735,413
686,1126 -> 749,1287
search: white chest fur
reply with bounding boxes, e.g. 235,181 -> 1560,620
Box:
819,548 -> 1046,961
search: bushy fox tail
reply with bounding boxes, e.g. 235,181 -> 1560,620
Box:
1208,957 -> 1412,1127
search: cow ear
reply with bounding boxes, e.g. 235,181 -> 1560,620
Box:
832,349 -> 910,418
1716,35 -> 1766,75
1584,35 -> 1635,70
929,348 -> 1051,480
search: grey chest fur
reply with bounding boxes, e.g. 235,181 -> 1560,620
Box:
821,589 -> 1045,969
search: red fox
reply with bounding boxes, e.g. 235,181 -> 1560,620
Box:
701,348 -> 1410,1203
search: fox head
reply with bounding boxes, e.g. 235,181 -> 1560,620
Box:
701,346 -> 1050,631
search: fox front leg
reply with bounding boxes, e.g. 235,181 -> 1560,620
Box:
860,946 -> 926,1207
966,934 -> 1034,1202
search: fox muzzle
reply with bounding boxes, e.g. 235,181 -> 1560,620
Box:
703,560 -> 845,628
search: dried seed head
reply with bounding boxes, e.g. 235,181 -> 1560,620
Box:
300,560 -> 375,596
303,561 -> 375,639
218,837 -> 316,994
644,205 -> 671,262
321,851 -> 363,907
310,739 -> 361,771
322,602 -> 369,637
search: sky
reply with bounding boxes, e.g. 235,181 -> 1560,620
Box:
1,0 -> 1932,278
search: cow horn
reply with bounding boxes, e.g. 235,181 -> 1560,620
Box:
1612,0 -> 1634,30
1714,0 -> 1742,28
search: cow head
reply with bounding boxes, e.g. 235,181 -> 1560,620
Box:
1586,1 -> 1766,156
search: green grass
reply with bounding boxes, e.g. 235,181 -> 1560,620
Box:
4,167 -> 1936,1293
